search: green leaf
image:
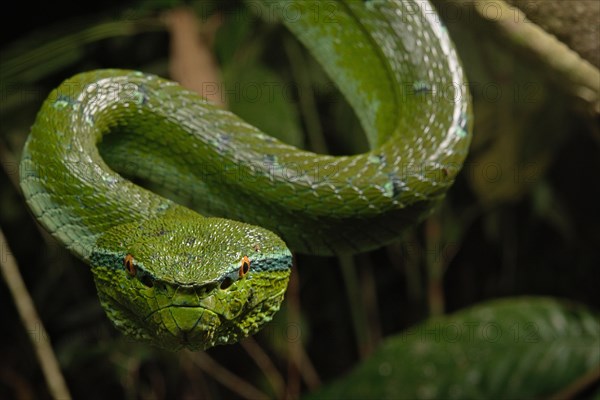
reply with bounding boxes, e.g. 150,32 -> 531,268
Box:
307,297 -> 600,399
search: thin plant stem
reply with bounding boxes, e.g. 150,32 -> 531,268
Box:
186,350 -> 270,400
338,254 -> 371,359
0,229 -> 72,400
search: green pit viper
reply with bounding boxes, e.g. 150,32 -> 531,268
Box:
19,0 -> 471,351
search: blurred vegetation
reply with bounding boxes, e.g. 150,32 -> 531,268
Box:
1,0 -> 599,399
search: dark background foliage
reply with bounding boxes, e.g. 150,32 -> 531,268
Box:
1,1 -> 598,399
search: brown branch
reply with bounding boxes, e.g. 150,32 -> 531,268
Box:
164,7 -> 225,106
436,0 -> 600,115
504,0 -> 600,68
185,350 -> 270,400
549,366 -> 600,400
0,229 -> 71,400
240,337 -> 286,399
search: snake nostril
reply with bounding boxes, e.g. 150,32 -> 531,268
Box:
220,277 -> 233,290
140,274 -> 154,288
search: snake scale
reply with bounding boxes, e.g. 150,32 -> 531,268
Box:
19,0 -> 471,350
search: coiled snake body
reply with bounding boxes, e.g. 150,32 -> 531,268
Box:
20,0 -> 471,350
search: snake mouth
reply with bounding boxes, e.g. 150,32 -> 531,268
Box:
144,288 -> 287,346
146,305 -> 222,338
94,280 -> 288,350
143,304 -> 214,321
143,286 -> 286,322
147,305 -> 222,348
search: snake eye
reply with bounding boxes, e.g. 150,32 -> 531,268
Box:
124,254 -> 136,276
239,256 -> 250,278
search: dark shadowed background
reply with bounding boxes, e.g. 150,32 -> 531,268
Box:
1,0 -> 599,399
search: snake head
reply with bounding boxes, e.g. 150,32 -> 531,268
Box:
89,208 -> 292,351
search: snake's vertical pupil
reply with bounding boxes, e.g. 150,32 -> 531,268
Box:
124,254 -> 136,276
239,256 -> 250,277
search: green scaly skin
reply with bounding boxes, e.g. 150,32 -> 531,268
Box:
19,0 -> 471,351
